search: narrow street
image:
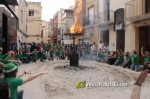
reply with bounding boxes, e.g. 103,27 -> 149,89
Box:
18,60 -> 150,99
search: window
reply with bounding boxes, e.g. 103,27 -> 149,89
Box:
21,10 -> 23,23
29,10 -> 34,16
62,13 -> 66,20
145,0 -> 150,13
88,6 -> 94,24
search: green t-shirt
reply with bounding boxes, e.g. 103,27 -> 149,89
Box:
131,54 -> 139,65
126,56 -> 131,61
1,77 -> 23,99
0,55 -> 10,64
143,56 -> 150,66
117,56 -> 122,61
24,53 -> 29,58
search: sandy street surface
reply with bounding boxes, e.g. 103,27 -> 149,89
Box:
18,60 -> 150,99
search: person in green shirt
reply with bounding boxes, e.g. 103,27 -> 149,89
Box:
120,50 -> 132,68
114,49 -> 123,66
0,62 -> 47,99
141,47 -> 150,70
39,47 -> 46,62
131,50 -> 140,72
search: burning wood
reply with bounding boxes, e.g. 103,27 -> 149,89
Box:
70,0 -> 83,34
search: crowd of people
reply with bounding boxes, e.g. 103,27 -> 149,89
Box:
0,41 -> 150,99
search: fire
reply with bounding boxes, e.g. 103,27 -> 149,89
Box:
70,0 -> 83,34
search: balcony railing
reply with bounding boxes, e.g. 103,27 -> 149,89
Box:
83,14 -> 96,26
125,0 -> 150,22
98,10 -> 114,24
83,10 -> 114,27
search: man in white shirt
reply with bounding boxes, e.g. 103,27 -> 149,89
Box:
99,41 -> 104,50
90,42 -> 97,60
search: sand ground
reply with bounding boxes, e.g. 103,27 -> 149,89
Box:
18,60 -> 150,99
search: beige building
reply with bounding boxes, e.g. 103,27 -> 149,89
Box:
125,0 -> 150,64
98,0 -> 150,64
74,0 -> 99,47
26,2 -> 42,43
41,20 -> 51,43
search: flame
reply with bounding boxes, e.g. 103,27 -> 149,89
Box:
70,0 -> 83,34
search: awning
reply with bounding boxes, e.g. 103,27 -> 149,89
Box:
0,0 -> 19,20
0,0 -> 18,5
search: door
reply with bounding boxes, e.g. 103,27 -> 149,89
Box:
116,30 -> 125,52
139,26 -> 149,64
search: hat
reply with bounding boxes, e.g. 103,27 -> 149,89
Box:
3,62 -> 18,73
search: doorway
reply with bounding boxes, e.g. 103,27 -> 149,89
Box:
116,30 -> 125,52
139,26 -> 150,64
100,30 -> 109,46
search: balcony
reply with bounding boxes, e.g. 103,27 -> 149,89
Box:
125,0 -> 150,22
98,10 -> 114,26
83,10 -> 114,28
83,14 -> 97,27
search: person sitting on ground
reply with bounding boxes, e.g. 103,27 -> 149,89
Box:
106,51 -> 117,65
97,49 -> 105,62
114,49 -> 123,66
0,81 -> 10,99
131,50 -> 140,72
99,41 -> 104,51
8,51 -> 22,65
130,69 -> 149,99
0,62 -> 47,99
141,47 -> 150,70
120,50 -> 132,68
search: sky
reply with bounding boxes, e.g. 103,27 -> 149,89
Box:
26,0 -> 75,21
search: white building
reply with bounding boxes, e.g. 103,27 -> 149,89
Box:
61,8 -> 74,44
15,0 -> 27,49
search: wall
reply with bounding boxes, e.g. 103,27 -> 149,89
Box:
16,0 -> 27,49
85,0 -> 99,47
26,2 -> 42,43
109,25 -> 116,51
108,0 -> 133,52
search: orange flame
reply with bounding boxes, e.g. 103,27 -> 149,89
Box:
70,0 -> 83,34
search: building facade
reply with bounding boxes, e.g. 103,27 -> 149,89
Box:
41,20 -> 51,44
15,0 -> 27,49
75,0 -> 150,64
51,12 -> 58,44
75,0 -> 99,46
0,0 -> 18,53
26,2 -> 42,43
61,8 -> 74,44
125,0 -> 150,64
